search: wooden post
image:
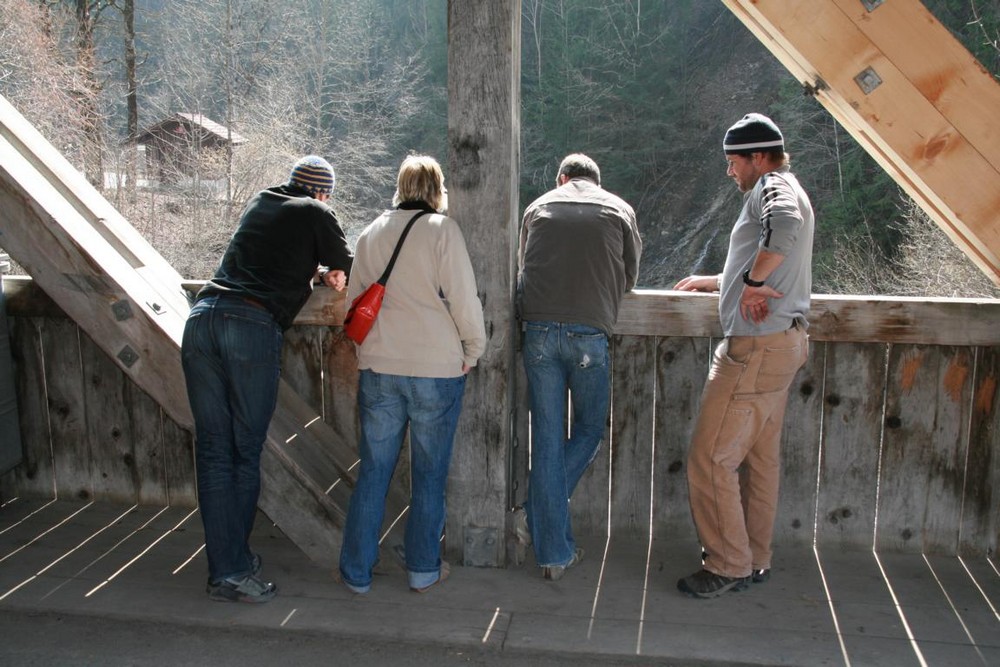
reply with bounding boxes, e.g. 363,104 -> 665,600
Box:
446,0 -> 520,567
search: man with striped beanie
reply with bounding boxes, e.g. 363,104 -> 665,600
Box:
673,113 -> 815,598
182,155 -> 352,602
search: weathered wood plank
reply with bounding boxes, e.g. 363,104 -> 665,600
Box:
39,318 -> 91,501
150,282 -> 1000,347
321,329 -> 359,447
877,345 -> 973,553
652,336 -> 709,543
281,325 -> 324,414
6,317 -> 54,498
445,0 -> 519,566
161,411 -> 196,507
772,341 -> 825,548
79,328 -> 137,502
815,342 -> 886,550
830,0 -> 1000,174
608,336 -> 656,539
960,346 -> 1000,556
617,291 -> 1000,346
124,380 -> 168,506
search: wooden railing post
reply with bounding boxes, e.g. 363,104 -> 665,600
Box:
446,0 -> 521,567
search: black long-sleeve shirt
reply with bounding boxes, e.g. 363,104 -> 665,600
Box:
199,184 -> 354,329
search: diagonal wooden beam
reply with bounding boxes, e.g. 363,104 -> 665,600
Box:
722,0 -> 1000,285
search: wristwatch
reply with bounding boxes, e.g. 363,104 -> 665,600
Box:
742,269 -> 765,287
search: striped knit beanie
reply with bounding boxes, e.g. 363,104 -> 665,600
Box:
288,155 -> 335,195
723,113 -> 784,155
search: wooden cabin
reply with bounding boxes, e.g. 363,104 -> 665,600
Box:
134,112 -> 246,183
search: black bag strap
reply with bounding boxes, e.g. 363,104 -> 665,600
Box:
376,210 -> 430,286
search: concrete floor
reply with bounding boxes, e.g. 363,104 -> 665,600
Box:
0,499 -> 997,666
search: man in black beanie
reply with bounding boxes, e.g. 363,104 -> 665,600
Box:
182,155 -> 353,602
673,113 -> 814,598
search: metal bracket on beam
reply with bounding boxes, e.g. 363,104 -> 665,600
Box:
111,299 -> 133,321
854,67 -> 883,95
861,0 -> 885,11
117,345 -> 139,368
463,526 -> 499,567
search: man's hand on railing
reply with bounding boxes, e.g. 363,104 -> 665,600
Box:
673,274 -> 721,293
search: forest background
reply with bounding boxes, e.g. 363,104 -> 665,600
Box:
1,0 -> 998,296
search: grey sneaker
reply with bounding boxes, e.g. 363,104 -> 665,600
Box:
206,553 -> 261,588
512,507 -> 531,565
543,548 -> 583,581
206,574 -> 277,603
677,569 -> 750,599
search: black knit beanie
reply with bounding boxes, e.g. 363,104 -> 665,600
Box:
723,113 -> 784,155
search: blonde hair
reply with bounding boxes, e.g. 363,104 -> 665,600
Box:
392,155 -> 447,212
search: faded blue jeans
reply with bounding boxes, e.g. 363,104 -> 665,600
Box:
339,370 -> 467,592
522,321 -> 610,568
181,294 -> 282,583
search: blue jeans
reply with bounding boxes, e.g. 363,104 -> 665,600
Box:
339,370 -> 467,591
181,294 -> 282,583
522,321 -> 610,567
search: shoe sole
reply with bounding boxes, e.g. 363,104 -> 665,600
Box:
207,587 -> 276,603
678,578 -> 750,599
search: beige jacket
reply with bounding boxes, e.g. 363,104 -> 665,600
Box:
348,208 -> 487,377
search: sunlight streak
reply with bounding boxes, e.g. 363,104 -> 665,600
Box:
923,555 -> 989,665
84,508 -> 197,597
813,547 -> 852,667
172,543 -> 206,575
0,498 -> 57,536
285,433 -> 298,444
379,507 -> 409,545
0,502 -> 93,564
585,532 -> 613,641
304,416 -> 321,429
281,609 -> 297,627
958,556 -> 1000,623
481,607 -> 501,643
873,551 -> 929,667
0,496 -> 19,509
636,366 -> 657,656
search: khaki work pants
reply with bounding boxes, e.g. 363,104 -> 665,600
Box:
686,326 -> 808,578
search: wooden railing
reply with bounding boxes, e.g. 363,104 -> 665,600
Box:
3,276 -> 999,557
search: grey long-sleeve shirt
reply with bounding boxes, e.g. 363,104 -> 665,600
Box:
719,165 -> 814,336
518,178 -> 642,336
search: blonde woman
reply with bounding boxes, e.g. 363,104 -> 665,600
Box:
338,155 -> 486,593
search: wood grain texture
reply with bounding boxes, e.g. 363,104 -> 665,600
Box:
877,345 -> 972,553
444,0 -> 519,566
815,343 -> 886,550
40,318 -> 92,502
5,317 -> 54,498
608,336 -> 656,539
652,336 -> 710,543
960,347 -> 1000,556
772,341 -> 824,548
157,282 -> 1000,347
80,329 -> 137,502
